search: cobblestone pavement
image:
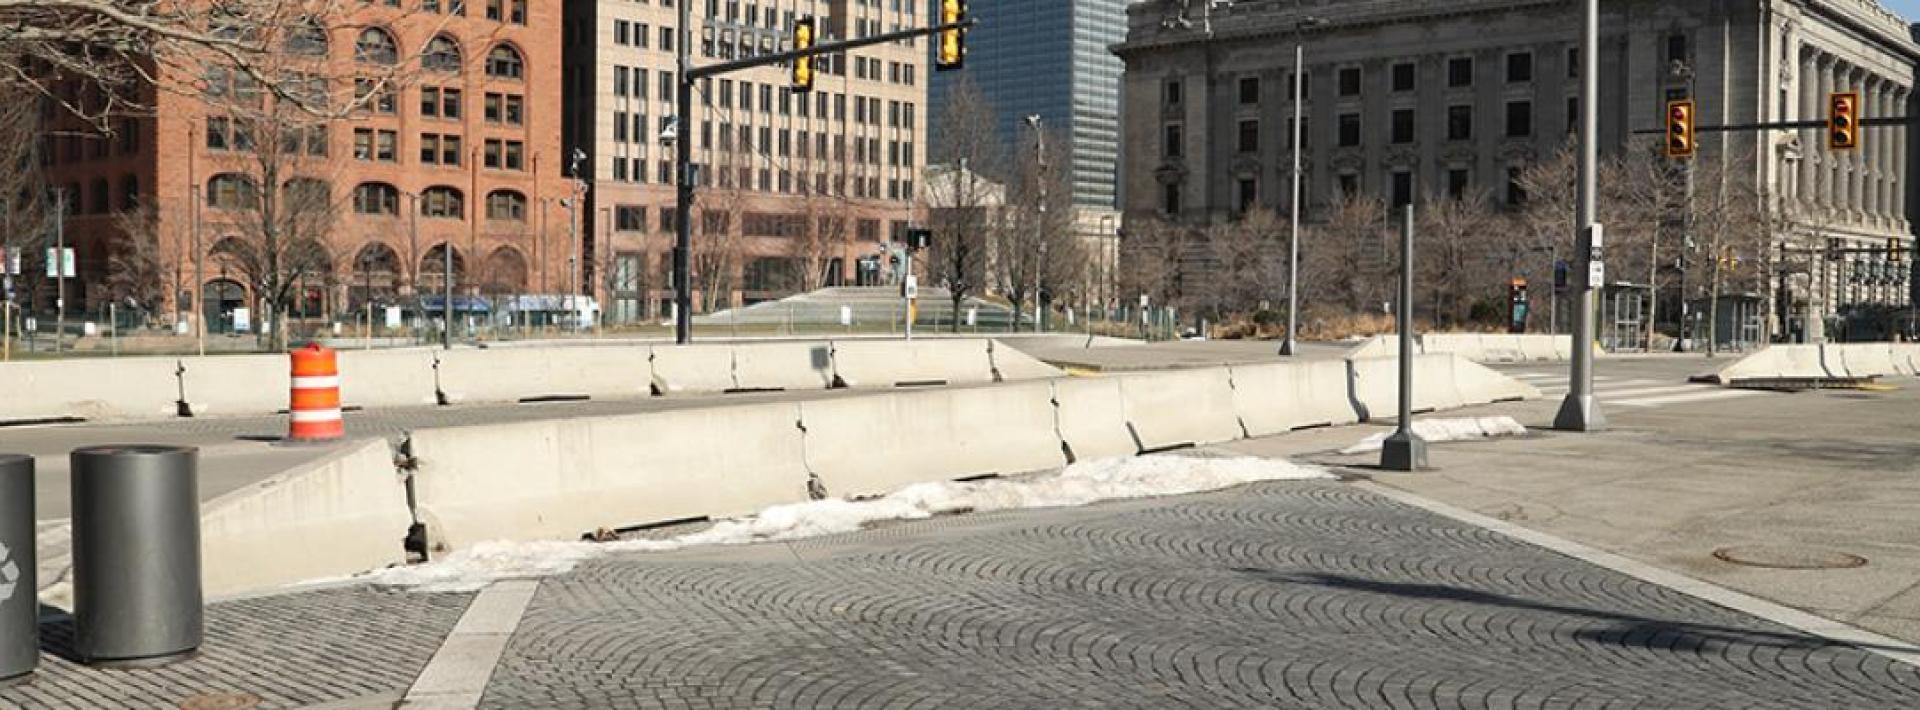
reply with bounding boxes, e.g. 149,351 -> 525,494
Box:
482,480 -> 1920,709
1,587 -> 472,709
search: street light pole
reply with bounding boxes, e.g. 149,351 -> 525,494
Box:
1554,0 -> 1606,432
1026,115 -> 1047,333
672,0 -> 694,344
1281,16 -> 1324,356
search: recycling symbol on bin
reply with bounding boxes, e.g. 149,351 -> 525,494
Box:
0,542 -> 16,604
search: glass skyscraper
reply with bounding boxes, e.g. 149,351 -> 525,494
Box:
931,0 -> 1127,209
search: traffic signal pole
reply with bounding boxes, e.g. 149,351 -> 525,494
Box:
669,16 -> 976,344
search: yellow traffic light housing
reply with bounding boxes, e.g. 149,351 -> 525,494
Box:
1891,238 -> 1904,264
936,0 -> 967,71
1829,91 -> 1860,151
791,18 -> 816,92
1665,100 -> 1696,159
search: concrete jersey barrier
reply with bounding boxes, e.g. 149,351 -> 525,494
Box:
336,348 -> 442,409
729,341 -> 836,391
831,339 -> 996,388
799,381 -> 1067,499
988,340 -> 1067,382
1117,368 -> 1243,451
1050,377 -> 1138,462
436,345 -> 652,404
649,344 -> 739,394
178,354 -> 288,417
1229,360 -> 1361,437
409,402 -> 812,550
200,438 -> 411,596
1702,344 -> 1835,384
0,356 -> 184,423
1349,354 -> 1517,421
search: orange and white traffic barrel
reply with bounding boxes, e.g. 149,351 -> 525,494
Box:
288,343 -> 344,442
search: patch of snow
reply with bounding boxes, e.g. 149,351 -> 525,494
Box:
1339,416 -> 1528,455
365,455 -> 1328,592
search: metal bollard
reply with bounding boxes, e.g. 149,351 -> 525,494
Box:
71,445 -> 202,667
1,454 -> 34,684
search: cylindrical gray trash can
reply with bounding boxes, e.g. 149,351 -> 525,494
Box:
0,454 -> 34,684
71,445 -> 202,667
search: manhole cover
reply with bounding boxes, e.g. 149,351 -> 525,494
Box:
1712,545 -> 1867,570
178,692 -> 262,710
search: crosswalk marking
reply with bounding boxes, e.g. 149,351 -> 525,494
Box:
1611,389 -> 1761,408
1502,371 -> 1770,410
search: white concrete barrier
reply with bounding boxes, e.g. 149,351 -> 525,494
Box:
800,381 -> 1067,498
1897,344 -> 1920,376
1051,377 -> 1137,462
1478,336 -> 1526,363
1451,355 -> 1542,404
0,357 -> 183,422
649,344 -> 739,394
337,348 -> 441,409
1517,336 -> 1558,362
1229,360 -> 1360,437
1347,354 -> 1479,421
1832,343 -> 1901,378
200,438 -> 410,596
730,341 -> 837,391
1700,344 -> 1828,383
179,354 -> 287,417
989,340 -> 1066,382
410,402 -> 812,550
1342,335 -> 1402,361
436,346 -> 651,404
831,339 -> 996,388
1117,368 -> 1243,451
1421,334 -> 1488,362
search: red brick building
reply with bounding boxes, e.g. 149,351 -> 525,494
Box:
37,1 -> 564,334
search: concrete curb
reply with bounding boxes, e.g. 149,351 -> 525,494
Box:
403,579 -> 540,709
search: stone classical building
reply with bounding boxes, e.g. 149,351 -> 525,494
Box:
563,0 -> 930,322
1113,0 -> 1920,334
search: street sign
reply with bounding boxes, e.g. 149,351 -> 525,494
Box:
1589,260 -> 1606,286
903,274 -> 919,300
0,248 -> 18,275
44,248 -> 74,278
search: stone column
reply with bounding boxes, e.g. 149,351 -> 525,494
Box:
1895,86 -> 1909,231
1864,75 -> 1883,223
1800,49 -> 1820,207
1818,55 -> 1836,211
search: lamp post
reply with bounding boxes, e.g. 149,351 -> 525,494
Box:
1281,15 -> 1326,357
1553,0 -> 1605,432
565,148 -> 588,332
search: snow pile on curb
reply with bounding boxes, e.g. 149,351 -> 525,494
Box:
367,455 -> 1328,592
1339,416 -> 1527,455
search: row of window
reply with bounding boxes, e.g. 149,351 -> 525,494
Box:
202,173 -> 531,220
353,82 -> 526,125
346,129 -> 526,170
603,155 -> 915,201
1168,98 -> 1576,159
41,118 -> 142,166
354,28 -> 525,80
1167,166 -> 1534,218
51,176 -> 140,215
1199,36 -> 1692,108
363,0 -> 528,25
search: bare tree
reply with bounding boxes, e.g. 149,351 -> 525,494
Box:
107,199 -> 188,326
692,188 -> 747,314
1415,191 -> 1505,327
0,96 -> 55,313
790,183 -> 849,293
997,124 -> 1074,329
1117,215 -> 1184,314
1302,192 -> 1392,316
926,76 -> 1004,331
1194,208 -> 1284,321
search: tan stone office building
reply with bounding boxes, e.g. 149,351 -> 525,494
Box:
563,0 -> 932,322
1113,0 -> 1920,332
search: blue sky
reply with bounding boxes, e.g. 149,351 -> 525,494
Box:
1884,0 -> 1920,20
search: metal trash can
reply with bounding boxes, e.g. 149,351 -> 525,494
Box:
71,445 -> 202,666
0,454 -> 33,683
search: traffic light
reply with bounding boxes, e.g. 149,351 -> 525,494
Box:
1665,100 -> 1696,159
1829,92 -> 1860,151
935,0 -> 967,71
791,18 -> 816,92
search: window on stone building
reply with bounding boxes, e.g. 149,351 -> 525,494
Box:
1566,97 -> 1579,134
1390,171 -> 1413,209
1164,124 -> 1182,158
616,205 -> 647,231
1448,57 -> 1473,87
1667,34 -> 1688,65
1237,178 -> 1257,214
353,182 -> 400,215
1447,169 -> 1470,199
1506,100 -> 1532,137
1338,113 -> 1361,147
1506,52 -> 1532,83
420,186 -> 464,218
1238,76 -> 1259,105
1448,105 -> 1473,141
1339,67 -> 1361,96
486,190 -> 527,221
1391,109 -> 1415,144
1506,166 -> 1527,206
1163,182 -> 1180,215
1567,46 -> 1579,79
1392,63 -> 1415,92
1238,119 -> 1259,153
1338,173 -> 1359,197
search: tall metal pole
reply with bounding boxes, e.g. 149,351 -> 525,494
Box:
1027,115 -> 1047,333
1282,41 -> 1304,356
1380,204 -> 1426,471
672,0 -> 694,344
443,210 -> 454,349
54,190 -> 66,354
1554,0 -> 1606,432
